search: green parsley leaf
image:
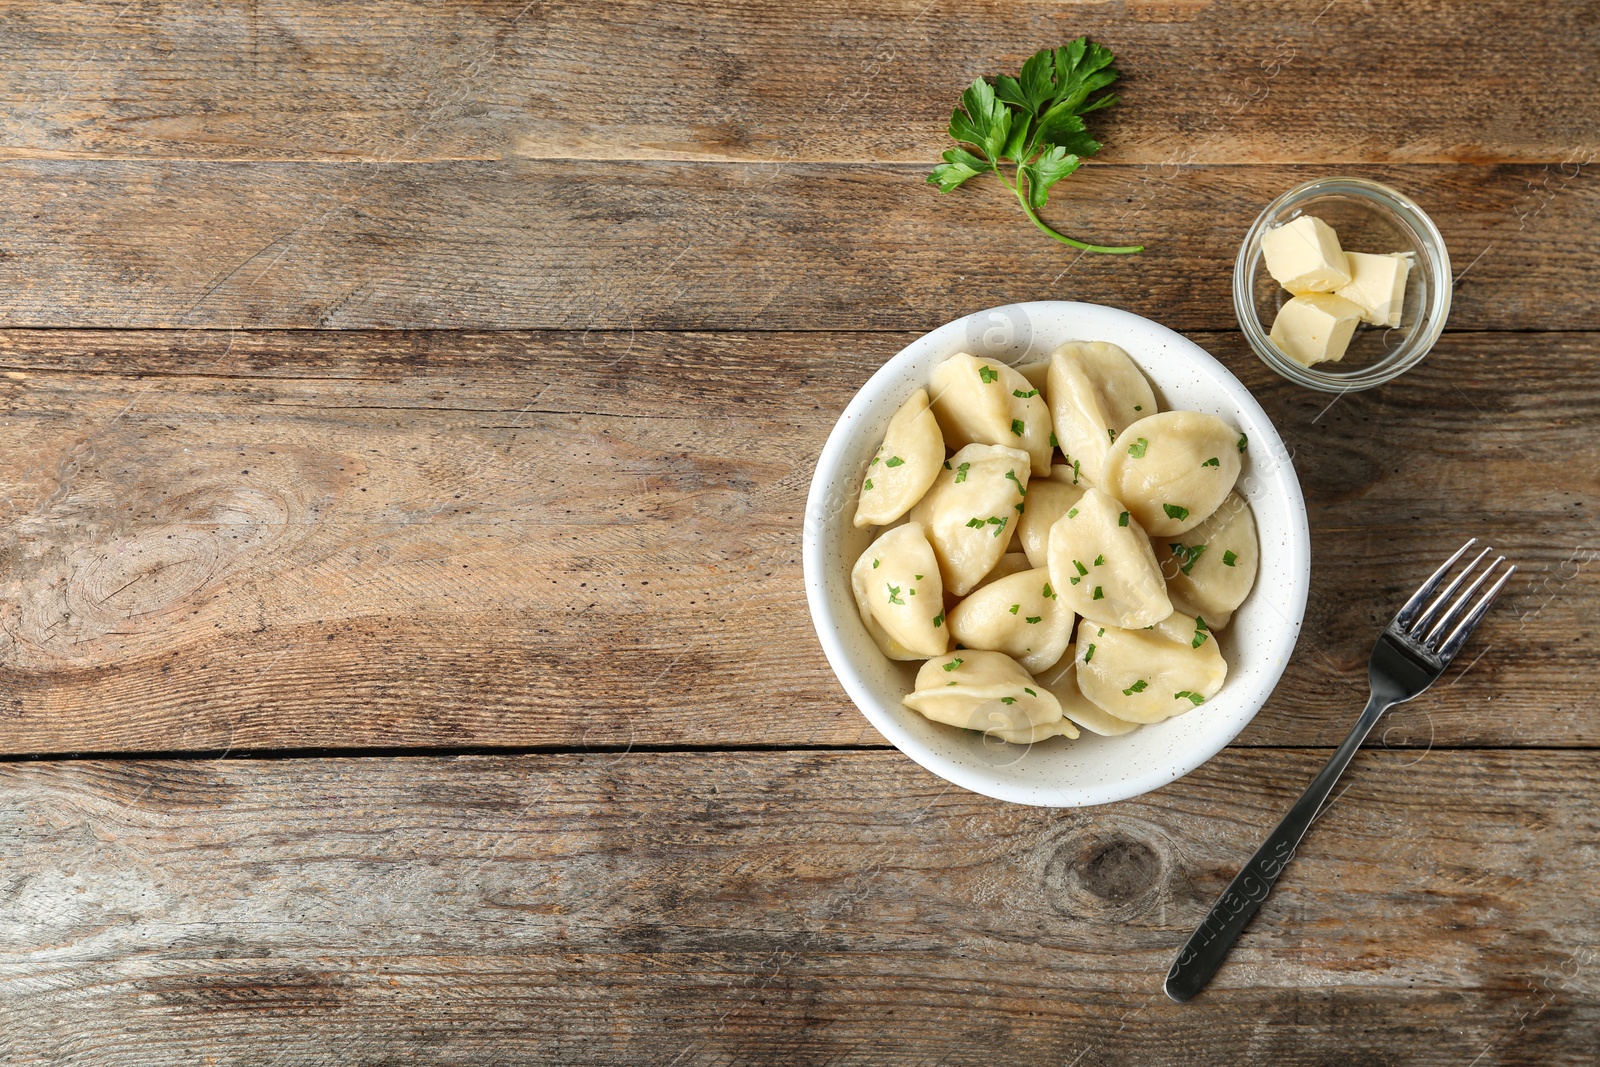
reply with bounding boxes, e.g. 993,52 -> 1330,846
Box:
989,516 -> 1008,537
1073,559 -> 1088,576
1092,585 -> 1104,600
1005,469 -> 1027,496
966,517 -> 986,529
872,559 -> 879,569
943,657 -> 964,672
1133,404 -> 1142,411
1097,627 -> 1105,636
1192,616 -> 1210,648
1025,615 -> 1042,624
1072,458 -> 1081,483
1107,427 -> 1117,442
1083,642 -> 1095,662
1118,511 -> 1129,527
1127,436 -> 1148,458
1093,554 -> 1105,566
1011,418 -> 1026,437
1049,432 -> 1060,449
1000,696 -> 1017,705
1163,503 -> 1190,521
1013,388 -> 1038,398
863,478 -> 873,491
1237,432 -> 1249,452
1042,582 -> 1056,599
1067,507 -> 1079,518
1024,687 -> 1037,696
886,584 -> 904,605
1068,576 -> 1080,585
1015,502 -> 1025,514
978,364 -> 999,384
954,461 -> 971,483
885,456 -> 905,468
1009,604 -> 1020,615
914,574 -> 923,580
928,40 -> 1142,255
1168,541 -> 1207,576
933,612 -> 945,628
1223,550 -> 1239,567
1174,690 -> 1206,706
1122,679 -> 1148,695
943,460 -> 952,470
1201,456 -> 1219,468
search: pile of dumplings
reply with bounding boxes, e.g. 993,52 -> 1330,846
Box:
850,342 -> 1260,744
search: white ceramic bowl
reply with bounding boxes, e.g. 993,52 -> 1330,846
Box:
803,301 -> 1311,807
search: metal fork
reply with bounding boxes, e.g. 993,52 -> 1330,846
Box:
1164,539 -> 1516,1003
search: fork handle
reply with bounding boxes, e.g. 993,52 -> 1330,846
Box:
1164,692 -> 1393,1002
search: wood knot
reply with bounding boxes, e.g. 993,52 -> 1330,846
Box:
1042,821 -> 1171,922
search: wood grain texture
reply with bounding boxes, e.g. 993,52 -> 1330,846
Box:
0,328 -> 1593,755
0,160 -> 1595,331
0,0 -> 1596,165
0,750 -> 1595,1065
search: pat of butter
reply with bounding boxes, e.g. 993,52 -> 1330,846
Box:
1335,251 -> 1411,328
1261,216 -> 1351,293
1269,293 -> 1367,367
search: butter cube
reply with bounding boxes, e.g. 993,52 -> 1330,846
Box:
1261,216 -> 1351,293
1269,293 -> 1367,367
1335,251 -> 1411,328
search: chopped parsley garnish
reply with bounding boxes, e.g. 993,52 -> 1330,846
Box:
1107,427 -> 1118,442
943,460 -> 952,469
1237,432 -> 1248,452
1118,511 -> 1129,527
1122,679 -> 1148,695
1072,459 -> 1081,483
914,574 -> 923,580
1174,690 -> 1206,706
1005,469 -> 1027,495
1192,616 -> 1210,648
1073,559 -> 1088,576
1083,643 -> 1095,662
1042,581 -> 1056,599
1223,550 -> 1238,567
1201,456 -> 1219,468
1168,541 -> 1207,576
872,559 -> 880,569
1015,502 -> 1025,514
1163,503 -> 1190,521
1093,554 -> 1105,566
1068,576 -> 1080,585
1009,604 -> 1020,615
953,461 -> 971,483
886,584 -> 904,605
967,517 -> 986,529
1097,627 -> 1105,636
1025,615 -> 1042,624
864,478 -> 874,491
1133,404 -> 1142,411
979,365 -> 999,384
1013,388 -> 1038,398
1127,436 -> 1148,458
870,455 -> 881,467
886,456 -> 905,468
1011,418 -> 1026,437
1092,585 -> 1104,600
1067,507 -> 1079,518
943,658 -> 964,672
1049,432 -> 1060,449
964,515 -> 1009,536
1000,696 -> 1017,705
933,612 -> 945,628
1024,687 -> 1037,697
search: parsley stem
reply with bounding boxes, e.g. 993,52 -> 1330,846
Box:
996,167 -> 1142,255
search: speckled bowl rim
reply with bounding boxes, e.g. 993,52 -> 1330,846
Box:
803,301 -> 1311,807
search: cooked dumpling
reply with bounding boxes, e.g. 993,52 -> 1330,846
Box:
1154,492 -> 1259,631
1046,341 -> 1158,489
854,388 -> 945,527
1036,650 -> 1141,736
909,442 -> 1031,596
850,522 -> 948,659
929,353 -> 1053,476
973,551 -> 1033,590
1103,411 -> 1243,536
947,568 -> 1074,674
1047,486 -> 1171,628
903,650 -> 1075,743
1073,613 -> 1226,724
1018,478 -> 1086,569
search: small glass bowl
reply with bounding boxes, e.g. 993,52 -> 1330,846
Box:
1234,177 -> 1451,392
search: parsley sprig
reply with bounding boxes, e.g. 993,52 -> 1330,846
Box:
928,39 -> 1142,255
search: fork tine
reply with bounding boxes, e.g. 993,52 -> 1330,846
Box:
1394,539 -> 1476,629
1423,553 -> 1504,645
1408,544 -> 1491,635
1436,563 -> 1517,661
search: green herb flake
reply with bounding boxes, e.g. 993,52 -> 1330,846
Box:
1009,604 -> 1021,615
1067,507 -> 1079,518
1024,687 -> 1037,696
1015,502 -> 1026,514
1201,456 -> 1219,468
1042,581 -> 1056,599
943,657 -> 964,672
966,517 -> 986,529
871,559 -> 880,570
864,478 -> 874,491
1118,511 -> 1129,527
1174,690 -> 1206,706
1163,503 -> 1190,521
1068,576 -> 1080,585
1011,418 -> 1027,437
943,460 -> 952,470
1107,427 -> 1118,442
1083,643 -> 1095,662
1237,432 -> 1248,452
1192,616 -> 1210,649
1127,436 -> 1148,459
870,455 -> 881,467
1122,679 -> 1148,695
1092,585 -> 1104,600
1000,696 -> 1017,705
1093,554 -> 1105,566
954,462 -> 971,483
1097,627 -> 1105,636
1013,388 -> 1038,398
1072,459 -> 1081,483
978,365 -> 999,384
1133,404 -> 1142,411
989,516 -> 1008,536
933,612 -> 945,628
1168,541 -> 1207,576
1025,615 -> 1042,624
885,456 -> 905,468
1223,550 -> 1238,567
1049,432 -> 1060,449
1005,469 -> 1027,496
886,584 -> 904,605
1073,559 -> 1088,576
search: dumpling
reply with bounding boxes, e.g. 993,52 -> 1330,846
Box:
1035,650 -> 1141,736
973,551 -> 1033,591
1014,359 -> 1051,395
1047,486 -> 1171,628
1018,477 -> 1085,569
947,567 -> 1074,674
854,388 -> 945,527
929,353 -> 1053,476
903,650 -> 1076,743
909,442 -> 1031,596
1073,613 -> 1227,723
1153,492 -> 1259,631
1046,341 -> 1158,488
850,522 -> 948,659
1103,411 -> 1243,536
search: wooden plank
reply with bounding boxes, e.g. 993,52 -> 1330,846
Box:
0,328 -> 1593,755
0,160 -> 1594,331
1,0 -> 1596,165
0,749 -> 1594,1064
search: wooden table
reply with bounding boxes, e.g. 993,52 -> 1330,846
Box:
1,2 -> 1596,1062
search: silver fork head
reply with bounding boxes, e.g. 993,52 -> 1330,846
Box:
1388,539 -> 1516,663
